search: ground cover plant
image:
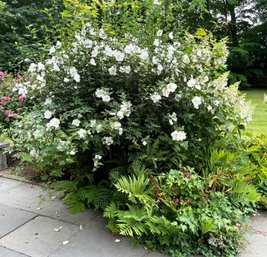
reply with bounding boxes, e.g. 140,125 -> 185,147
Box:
0,1 -> 266,257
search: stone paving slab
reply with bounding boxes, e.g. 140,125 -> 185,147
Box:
49,216 -> 149,257
0,246 -> 29,257
28,196 -> 98,226
0,178 -> 97,225
0,181 -> 43,210
0,204 -> 37,238
238,212 -> 267,257
0,177 -> 22,193
0,216 -> 79,257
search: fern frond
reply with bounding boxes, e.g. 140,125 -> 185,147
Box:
115,174 -> 152,204
63,193 -> 86,214
230,178 -> 261,204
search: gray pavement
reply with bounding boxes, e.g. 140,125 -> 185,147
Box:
0,176 -> 266,257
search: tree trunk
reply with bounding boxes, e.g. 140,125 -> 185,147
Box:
229,4 -> 238,46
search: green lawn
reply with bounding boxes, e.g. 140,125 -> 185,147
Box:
242,89 -> 267,135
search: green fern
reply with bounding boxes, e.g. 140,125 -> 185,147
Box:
116,205 -> 148,237
63,193 -> 87,214
115,173 -> 152,204
230,178 -> 261,204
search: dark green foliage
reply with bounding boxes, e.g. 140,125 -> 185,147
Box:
0,0 -> 64,71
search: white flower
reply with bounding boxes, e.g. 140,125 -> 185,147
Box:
182,55 -> 190,64
49,46 -> 56,54
153,39 -> 160,47
152,56 -> 159,65
18,86 -> 28,96
169,32 -> 174,39
96,124 -> 103,133
37,62 -> 45,71
214,100 -> 220,106
187,78 -> 197,88
102,137 -> 113,146
142,140 -> 147,146
69,67 -> 80,82
119,66 -> 131,74
117,110 -> 124,119
124,44 -> 136,54
162,83 -> 177,97
44,98 -> 52,105
150,93 -> 162,103
91,48 -> 99,57
47,118 -> 60,130
72,119 -> 81,127
30,148 -> 38,157
93,154 -> 103,171
90,58 -> 96,66
207,105 -> 213,111
108,66 -> 117,75
56,41 -> 62,49
139,50 -> 149,61
77,129 -> 87,138
113,50 -> 125,62
64,78 -> 70,83
157,64 -> 163,75
118,128 -> 123,135
53,63 -> 60,72
104,46 -> 113,57
153,0 -> 161,5
192,96 -> 202,109
28,63 -> 37,73
117,101 -> 132,119
84,39 -> 93,48
111,121 -> 122,130
171,130 -> 187,141
95,88 -> 111,102
111,121 -> 123,135
169,112 -> 177,125
156,30 -> 163,37
44,110 -> 53,119
69,150 -> 76,155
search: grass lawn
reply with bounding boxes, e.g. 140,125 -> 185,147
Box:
242,89 -> 267,135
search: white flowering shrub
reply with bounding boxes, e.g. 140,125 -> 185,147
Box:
10,25 -> 255,178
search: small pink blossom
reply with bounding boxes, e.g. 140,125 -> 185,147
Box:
5,110 -> 11,116
7,96 -> 11,101
5,117 -> 10,122
18,75 -> 23,82
0,105 -> 3,110
1,97 -> 7,104
13,113 -> 18,119
18,96 -> 25,103
0,71 -> 4,78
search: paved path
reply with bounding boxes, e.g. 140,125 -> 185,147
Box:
0,176 -> 266,257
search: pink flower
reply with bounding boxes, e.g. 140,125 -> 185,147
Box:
13,113 -> 18,119
0,105 -> 3,110
7,96 -> 11,101
0,71 -> 4,79
18,75 -> 23,82
18,96 -> 25,103
5,110 -> 11,116
1,97 -> 7,104
5,117 -> 10,122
